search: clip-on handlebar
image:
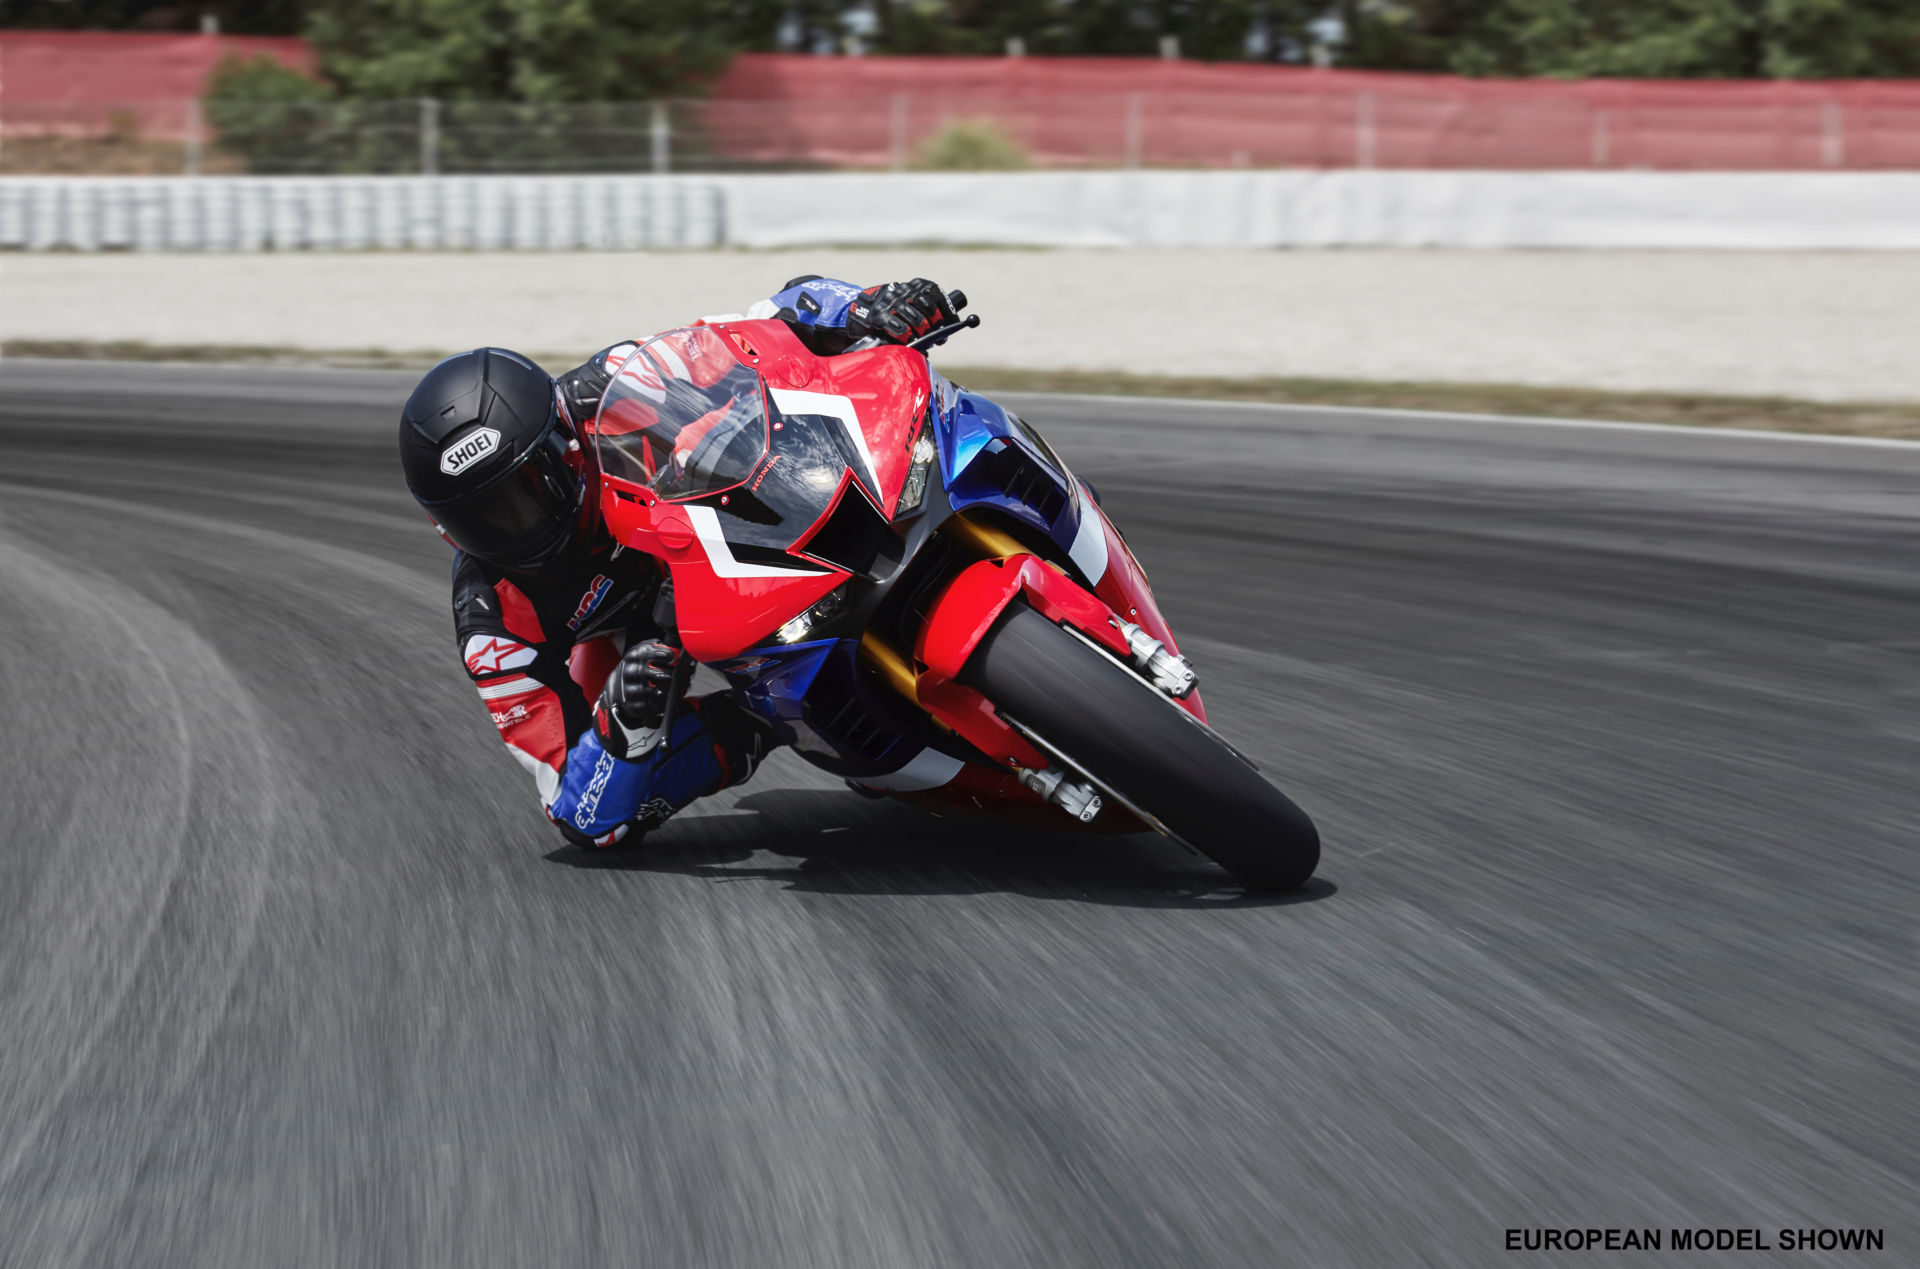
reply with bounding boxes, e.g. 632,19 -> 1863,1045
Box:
908,289 -> 982,352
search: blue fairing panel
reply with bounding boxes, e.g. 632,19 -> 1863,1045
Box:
719,639 -> 838,741
719,637 -> 920,772
768,277 -> 867,330
938,386 -> 1086,563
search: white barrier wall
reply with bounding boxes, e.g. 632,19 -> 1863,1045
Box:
722,171 -> 1920,250
4,170 -> 1919,251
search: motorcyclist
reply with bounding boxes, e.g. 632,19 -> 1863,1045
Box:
397,277 -> 960,849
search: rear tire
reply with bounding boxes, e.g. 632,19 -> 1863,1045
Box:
963,603 -> 1319,891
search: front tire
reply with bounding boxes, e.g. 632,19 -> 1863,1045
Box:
962,603 -> 1319,891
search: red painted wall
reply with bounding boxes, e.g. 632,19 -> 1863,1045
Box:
3,37 -> 1916,168
705,54 -> 1920,170
2,30 -> 315,140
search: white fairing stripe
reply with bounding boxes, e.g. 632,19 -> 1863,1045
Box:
768,388 -> 878,492
855,746 -> 967,792
744,299 -> 780,320
507,743 -> 562,807
684,505 -> 829,579
1068,482 -> 1111,585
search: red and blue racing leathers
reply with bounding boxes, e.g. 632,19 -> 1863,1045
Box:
454,277 -> 883,847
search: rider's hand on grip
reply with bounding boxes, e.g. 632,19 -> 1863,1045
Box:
851,279 -> 958,345
558,344 -> 631,424
594,639 -> 691,760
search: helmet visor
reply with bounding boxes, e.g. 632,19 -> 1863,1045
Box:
423,418 -> 585,567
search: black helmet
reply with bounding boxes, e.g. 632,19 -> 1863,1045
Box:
399,348 -> 593,570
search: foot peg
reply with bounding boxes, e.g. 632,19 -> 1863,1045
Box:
1017,766 -> 1103,823
1114,620 -> 1197,698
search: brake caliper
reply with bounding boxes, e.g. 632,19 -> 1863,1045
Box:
1017,766 -> 1103,824
1114,619 -> 1197,699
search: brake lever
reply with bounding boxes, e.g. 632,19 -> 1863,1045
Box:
908,313 -> 982,353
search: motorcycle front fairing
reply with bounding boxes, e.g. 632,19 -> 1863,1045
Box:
706,360 -> 1202,787
926,368 -> 1204,723
593,317 -> 1194,799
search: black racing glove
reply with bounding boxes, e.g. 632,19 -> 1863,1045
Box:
594,639 -> 693,761
847,279 -> 958,346
694,693 -> 777,789
557,343 -> 635,425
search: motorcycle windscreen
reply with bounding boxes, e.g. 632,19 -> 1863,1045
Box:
591,327 -> 881,566
591,327 -> 770,502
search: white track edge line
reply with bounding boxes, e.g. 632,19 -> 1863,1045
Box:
7,357 -> 1915,450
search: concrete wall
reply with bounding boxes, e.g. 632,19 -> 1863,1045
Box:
4,171 -> 1920,252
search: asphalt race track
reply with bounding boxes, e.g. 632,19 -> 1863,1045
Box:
1,360 -> 1915,1267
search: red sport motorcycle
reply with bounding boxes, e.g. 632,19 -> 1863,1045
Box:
589,296 -> 1318,890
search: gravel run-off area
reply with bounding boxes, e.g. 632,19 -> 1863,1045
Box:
4,248 -> 1918,403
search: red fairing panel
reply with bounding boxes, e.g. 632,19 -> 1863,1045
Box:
722,318 -> 931,512
1083,504 -> 1207,723
596,319 -> 932,662
911,553 -> 1191,765
916,555 -> 1132,682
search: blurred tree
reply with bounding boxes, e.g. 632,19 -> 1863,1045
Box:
860,1 -> 1327,62
1,0 -> 305,32
724,0 -> 856,53
21,0 -> 1916,81
1335,0 -> 1920,78
307,0 -> 753,101
203,49 -> 351,171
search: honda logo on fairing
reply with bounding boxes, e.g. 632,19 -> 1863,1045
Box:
440,428 -> 501,475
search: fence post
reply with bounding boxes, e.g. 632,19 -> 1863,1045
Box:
1124,92 -> 1144,169
650,101 -> 671,174
420,97 -> 440,175
1355,91 -> 1375,169
184,99 -> 203,176
889,93 -> 908,172
1822,102 -> 1845,168
1590,109 -> 1610,168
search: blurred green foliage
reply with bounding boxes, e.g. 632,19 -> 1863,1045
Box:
207,54 -> 697,172
22,0 -> 1918,81
909,118 -> 1031,169
858,1 -> 1325,60
2,1 -> 305,33
1337,0 -> 1920,79
308,0 -> 742,101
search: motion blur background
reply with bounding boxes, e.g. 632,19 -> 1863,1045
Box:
2,5 -> 1918,1267
6,1 -> 1920,419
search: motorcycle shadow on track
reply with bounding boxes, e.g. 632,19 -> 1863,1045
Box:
546,788 -> 1337,910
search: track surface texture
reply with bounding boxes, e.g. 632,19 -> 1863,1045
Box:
1,360 -> 1914,1267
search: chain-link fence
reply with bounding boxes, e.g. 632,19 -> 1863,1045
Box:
8,90 -> 1920,176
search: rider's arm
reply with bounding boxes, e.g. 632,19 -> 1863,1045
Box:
555,342 -> 638,427
554,277 -> 957,420
452,555 -> 722,848
757,276 -> 958,355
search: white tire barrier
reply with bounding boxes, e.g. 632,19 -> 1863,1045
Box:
0,176 -> 727,251
5,170 -> 1920,251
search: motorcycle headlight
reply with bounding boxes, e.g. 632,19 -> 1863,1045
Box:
894,419 -> 938,518
773,585 -> 847,644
